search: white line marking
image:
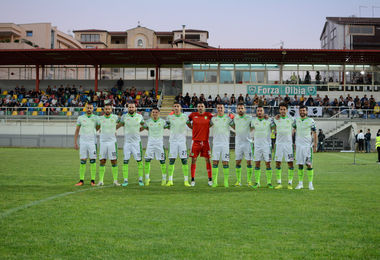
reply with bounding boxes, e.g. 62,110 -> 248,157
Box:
0,185 -> 112,219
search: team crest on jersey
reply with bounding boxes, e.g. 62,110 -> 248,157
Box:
205,116 -> 208,119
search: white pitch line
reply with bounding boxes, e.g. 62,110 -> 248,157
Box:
0,185 -> 112,220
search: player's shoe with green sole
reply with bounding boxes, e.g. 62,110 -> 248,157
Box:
97,182 -> 104,186
138,180 -> 144,186
113,181 -> 121,186
145,179 -> 150,186
234,181 -> 242,187
267,184 -> 274,189
212,182 -> 218,188
275,184 -> 283,189
287,183 -> 293,190
166,181 -> 173,186
184,181 -> 191,187
252,183 -> 260,189
122,181 -> 128,187
161,180 -> 166,186
247,181 -> 253,187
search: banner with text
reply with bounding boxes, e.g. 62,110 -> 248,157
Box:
247,85 -> 317,96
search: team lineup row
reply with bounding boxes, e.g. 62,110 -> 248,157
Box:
74,101 -> 317,190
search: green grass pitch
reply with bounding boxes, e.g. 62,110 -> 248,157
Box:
0,148 -> 379,259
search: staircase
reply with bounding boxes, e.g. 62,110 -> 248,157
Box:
324,121 -> 356,139
160,95 -> 175,117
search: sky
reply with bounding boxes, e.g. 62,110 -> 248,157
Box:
1,0 -> 380,48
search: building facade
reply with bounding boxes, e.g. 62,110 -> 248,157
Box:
73,25 -> 211,49
0,23 -> 82,49
320,17 -> 380,50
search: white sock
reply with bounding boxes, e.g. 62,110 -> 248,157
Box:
145,174 -> 149,179
124,178 -> 128,182
277,180 -> 281,184
162,174 -> 167,181
169,176 -> 173,181
309,181 -> 313,185
139,176 -> 143,181
288,180 -> 293,185
299,181 -> 303,185
184,176 -> 188,182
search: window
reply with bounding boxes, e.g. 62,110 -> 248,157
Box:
137,39 -> 143,47
181,34 -> 200,41
349,25 -> 374,35
26,31 -> 33,37
193,71 -> 205,83
80,34 -> 100,42
330,28 -> 337,40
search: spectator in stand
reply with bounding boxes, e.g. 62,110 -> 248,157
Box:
116,78 -> 124,92
184,93 -> 190,107
245,94 -> 252,106
230,94 -> 236,105
315,71 -> 321,84
284,94 -> 290,105
222,93 -> 229,105
175,93 -> 183,103
304,71 -> 311,84
365,129 -> 371,153
238,94 -> 244,103
369,95 -> 376,109
207,95 -> 213,108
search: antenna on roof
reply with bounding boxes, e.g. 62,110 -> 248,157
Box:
272,40 -> 284,49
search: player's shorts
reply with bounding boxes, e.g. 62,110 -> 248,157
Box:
79,140 -> 97,160
99,141 -> 118,160
145,142 -> 165,161
169,141 -> 187,159
190,140 -> 211,158
275,143 -> 294,162
212,144 -> 230,162
253,145 -> 272,162
123,141 -> 142,161
296,145 -> 312,165
235,142 -> 253,161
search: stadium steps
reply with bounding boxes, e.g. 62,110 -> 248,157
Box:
160,95 -> 176,117
325,121 -> 357,139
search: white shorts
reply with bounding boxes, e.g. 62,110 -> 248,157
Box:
145,142 -> 165,161
296,145 -> 312,165
79,141 -> 97,160
212,145 -> 230,162
169,141 -> 187,159
253,145 -> 272,162
99,141 -> 118,160
275,143 -> 294,162
235,142 -> 253,161
123,141 -> 142,161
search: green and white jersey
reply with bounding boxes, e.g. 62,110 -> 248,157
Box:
210,114 -> 232,145
120,112 -> 144,143
97,114 -> 120,142
273,116 -> 295,145
166,113 -> 188,143
294,117 -> 316,147
231,114 -> 252,144
76,114 -> 98,142
144,118 -> 167,144
251,117 -> 274,147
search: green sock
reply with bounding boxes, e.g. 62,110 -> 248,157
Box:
112,165 -> 118,181
90,162 -> 96,181
212,165 -> 219,184
276,168 -> 281,183
168,164 -> 175,177
223,165 -> 229,185
298,168 -> 304,182
182,164 -> 188,178
254,168 -> 261,185
123,163 -> 129,180
288,168 -> 294,183
99,165 -> 105,182
266,168 -> 272,185
79,162 -> 86,180
160,163 -> 167,175
247,166 -> 253,183
137,161 -> 143,178
307,168 -> 314,183
235,165 -> 242,183
144,162 -> 151,175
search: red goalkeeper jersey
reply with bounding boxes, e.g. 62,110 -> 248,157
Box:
188,112 -> 213,141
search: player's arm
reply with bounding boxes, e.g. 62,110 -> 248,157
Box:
311,122 -> 317,152
186,120 -> 193,129
116,122 -> 123,130
74,125 -> 80,150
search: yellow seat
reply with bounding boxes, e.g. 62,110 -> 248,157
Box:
145,91 -> 149,96
38,103 -> 43,107
96,107 -> 102,112
11,111 -> 18,116
62,107 -> 68,112
157,95 -> 160,99
2,90 -> 8,95
66,111 -> 72,116
42,107 -> 47,112
13,95 -> 17,99
136,95 -> 141,100
32,111 -> 38,116
21,98 -> 27,103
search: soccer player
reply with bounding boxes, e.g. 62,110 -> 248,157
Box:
143,107 -> 168,186
294,105 -> 317,190
166,102 -> 190,187
230,103 -> 253,186
210,103 -> 232,187
273,102 -> 295,189
251,105 -> 275,189
118,103 -> 145,187
97,104 -> 120,186
187,102 -> 213,186
74,103 -> 98,186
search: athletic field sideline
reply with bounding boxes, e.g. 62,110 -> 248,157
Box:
0,148 -> 379,259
